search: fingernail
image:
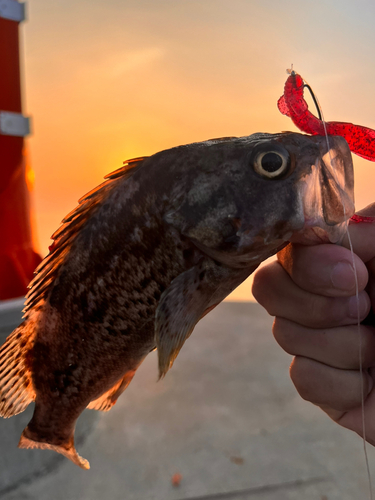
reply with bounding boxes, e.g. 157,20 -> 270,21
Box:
348,293 -> 369,319
331,262 -> 355,290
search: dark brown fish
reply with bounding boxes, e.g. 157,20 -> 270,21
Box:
0,132 -> 354,469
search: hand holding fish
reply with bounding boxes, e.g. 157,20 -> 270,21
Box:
252,203 -> 375,444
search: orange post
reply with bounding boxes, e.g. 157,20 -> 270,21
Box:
0,1 -> 41,300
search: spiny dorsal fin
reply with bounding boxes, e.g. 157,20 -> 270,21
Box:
23,157 -> 147,319
0,318 -> 38,417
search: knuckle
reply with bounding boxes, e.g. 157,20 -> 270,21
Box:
289,357 -> 315,402
360,326 -> 375,368
252,263 -> 283,315
306,294 -> 340,328
251,267 -> 269,305
272,318 -> 294,354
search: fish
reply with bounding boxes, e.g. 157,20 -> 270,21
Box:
0,132 -> 354,469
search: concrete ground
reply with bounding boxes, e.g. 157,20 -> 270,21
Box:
0,301 -> 374,500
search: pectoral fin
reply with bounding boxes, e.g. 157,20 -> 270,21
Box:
155,262 -> 215,379
155,259 -> 252,379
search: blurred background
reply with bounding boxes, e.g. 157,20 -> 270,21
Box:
20,0 -> 375,300
22,0 -> 375,300
2,2 -> 375,498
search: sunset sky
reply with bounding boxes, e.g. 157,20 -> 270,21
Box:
20,0 -> 375,300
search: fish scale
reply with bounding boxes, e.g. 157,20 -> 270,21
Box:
0,131 -> 354,468
25,187 -> 194,461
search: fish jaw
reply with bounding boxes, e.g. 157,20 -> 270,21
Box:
290,135 -> 354,245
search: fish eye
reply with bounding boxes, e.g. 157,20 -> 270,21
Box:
251,144 -> 292,179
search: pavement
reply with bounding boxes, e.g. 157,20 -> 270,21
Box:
0,300 -> 374,500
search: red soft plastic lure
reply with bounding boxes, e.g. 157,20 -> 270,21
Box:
278,71 -> 375,224
278,71 -> 375,162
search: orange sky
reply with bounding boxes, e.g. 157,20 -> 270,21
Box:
21,0 -> 375,301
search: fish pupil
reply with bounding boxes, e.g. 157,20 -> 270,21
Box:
261,152 -> 283,172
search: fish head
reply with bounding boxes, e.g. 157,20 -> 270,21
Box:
166,132 -> 354,268
239,133 -> 355,248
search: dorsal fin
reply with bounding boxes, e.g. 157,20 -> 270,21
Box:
23,157 -> 148,319
0,323 -> 37,418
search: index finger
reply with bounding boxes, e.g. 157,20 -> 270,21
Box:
277,243 -> 368,298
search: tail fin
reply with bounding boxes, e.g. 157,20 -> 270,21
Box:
19,429 -> 90,470
0,323 -> 36,418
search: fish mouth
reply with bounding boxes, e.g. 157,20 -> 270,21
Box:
294,135 -> 354,245
289,222 -> 348,245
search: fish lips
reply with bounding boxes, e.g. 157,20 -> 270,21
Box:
291,135 -> 354,245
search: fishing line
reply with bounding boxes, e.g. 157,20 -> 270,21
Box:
304,77 -> 373,500
303,84 -> 322,121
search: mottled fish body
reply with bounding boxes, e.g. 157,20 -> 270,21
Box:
0,132 -> 354,468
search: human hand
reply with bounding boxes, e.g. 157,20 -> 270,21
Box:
252,203 -> 375,444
